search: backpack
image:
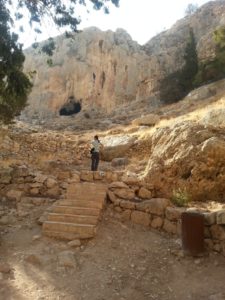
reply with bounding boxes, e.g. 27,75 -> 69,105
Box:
90,147 -> 95,154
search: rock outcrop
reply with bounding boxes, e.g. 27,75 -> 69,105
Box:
23,1 -> 225,121
24,28 -> 155,119
143,121 -> 225,202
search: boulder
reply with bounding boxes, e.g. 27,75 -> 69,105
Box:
46,186 -> 60,198
101,135 -> 136,161
131,211 -> 151,226
204,211 -> 217,225
80,171 -> 93,182
210,224 -> 225,241
151,217 -> 164,229
201,108 -> 225,127
45,177 -> 57,188
12,165 -> 29,178
107,190 -> 117,204
6,190 -> 23,202
165,207 -> 185,221
121,174 -> 140,185
136,198 -> 171,215
30,188 -> 39,196
138,187 -> 152,199
105,172 -> 119,182
113,188 -> 135,200
144,121 -> 225,202
108,181 -> 129,189
121,209 -> 131,221
163,219 -> 177,234
34,174 -> 48,183
120,200 -> 136,210
93,171 -> 105,180
216,210 -> 225,225
0,168 -> 12,184
132,114 -> 160,126
111,157 -> 129,167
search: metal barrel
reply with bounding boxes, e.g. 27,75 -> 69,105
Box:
181,211 -> 204,256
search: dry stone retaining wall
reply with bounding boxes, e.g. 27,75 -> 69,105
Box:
107,178 -> 225,257
1,166 -> 225,256
0,129 -> 87,167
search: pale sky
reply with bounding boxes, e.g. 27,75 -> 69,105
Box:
17,0 -> 211,48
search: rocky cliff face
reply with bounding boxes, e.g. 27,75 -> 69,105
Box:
23,0 -> 225,120
24,28 -> 157,119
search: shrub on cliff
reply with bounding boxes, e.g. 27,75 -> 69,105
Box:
185,3 -> 198,16
194,26 -> 225,86
159,28 -> 198,103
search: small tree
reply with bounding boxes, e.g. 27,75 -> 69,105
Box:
0,3 -> 32,124
181,28 -> 198,91
214,26 -> 225,52
185,3 -> 198,16
159,28 -> 198,103
194,26 -> 225,86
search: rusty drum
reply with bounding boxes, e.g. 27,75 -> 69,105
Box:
181,211 -> 204,256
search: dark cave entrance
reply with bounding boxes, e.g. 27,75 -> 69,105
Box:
59,96 -> 82,116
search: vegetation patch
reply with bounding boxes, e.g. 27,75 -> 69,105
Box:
159,26 -> 225,104
194,26 -> 225,86
171,188 -> 191,207
159,28 -> 198,103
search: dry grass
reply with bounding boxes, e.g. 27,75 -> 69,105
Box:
132,91 -> 225,142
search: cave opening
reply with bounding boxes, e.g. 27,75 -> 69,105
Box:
59,96 -> 82,116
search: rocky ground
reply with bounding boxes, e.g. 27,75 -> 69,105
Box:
1,79 -> 225,300
0,206 -> 225,300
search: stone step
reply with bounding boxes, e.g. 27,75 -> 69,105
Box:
43,230 -> 92,240
67,183 -> 107,202
17,203 -> 35,209
66,193 -> 106,202
42,183 -> 107,241
20,197 -> 55,204
64,194 -> 105,203
47,213 -> 99,225
43,221 -> 96,238
52,205 -> 100,216
56,199 -> 104,209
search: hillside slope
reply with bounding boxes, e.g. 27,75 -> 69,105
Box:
1,79 -> 225,202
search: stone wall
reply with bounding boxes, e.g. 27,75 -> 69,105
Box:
0,166 -> 124,201
0,128 -> 87,168
0,165 -> 61,200
0,166 -> 123,228
1,165 -> 225,256
106,177 -> 225,256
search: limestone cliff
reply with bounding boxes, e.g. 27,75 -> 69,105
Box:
23,0 -> 225,120
24,28 -> 155,119
143,0 -> 225,97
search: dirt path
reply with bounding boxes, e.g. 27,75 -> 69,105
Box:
0,208 -> 225,300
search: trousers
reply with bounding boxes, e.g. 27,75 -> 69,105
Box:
91,152 -> 100,171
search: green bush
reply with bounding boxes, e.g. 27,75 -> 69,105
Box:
159,28 -> 198,103
194,26 -> 225,87
171,188 -> 191,207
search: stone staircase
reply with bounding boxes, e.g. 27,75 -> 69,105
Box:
42,182 -> 107,240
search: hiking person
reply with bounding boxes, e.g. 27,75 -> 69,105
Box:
90,135 -> 103,171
